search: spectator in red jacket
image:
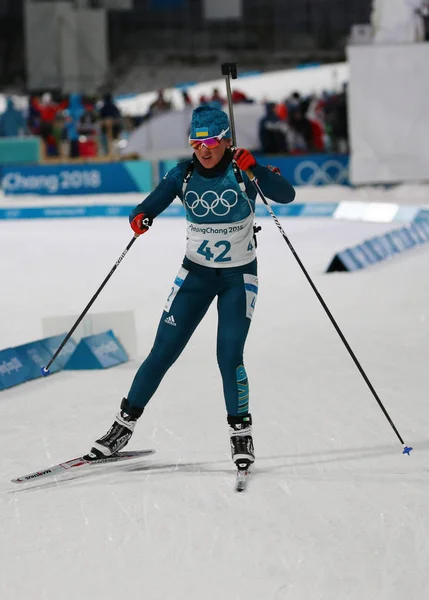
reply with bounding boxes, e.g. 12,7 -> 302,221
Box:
32,93 -> 67,124
31,93 -> 68,157
231,89 -> 253,104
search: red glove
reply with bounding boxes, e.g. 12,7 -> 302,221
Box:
267,164 -> 281,175
233,148 -> 256,171
130,213 -> 153,235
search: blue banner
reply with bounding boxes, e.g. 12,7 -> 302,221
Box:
1,154 -> 349,196
160,154 -> 349,187
1,160 -> 153,196
254,153 -> 349,186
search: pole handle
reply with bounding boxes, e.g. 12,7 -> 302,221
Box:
221,62 -> 238,78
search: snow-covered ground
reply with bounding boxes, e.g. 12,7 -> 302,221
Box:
1,208 -> 429,599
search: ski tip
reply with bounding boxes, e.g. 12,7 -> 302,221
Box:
40,366 -> 50,376
403,446 -> 413,456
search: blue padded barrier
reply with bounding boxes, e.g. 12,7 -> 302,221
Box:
0,348 -> 32,389
0,331 -> 127,391
415,208 -> 429,222
326,222 -> 429,272
39,335 -> 77,373
14,341 -> 56,381
0,334 -> 76,391
63,330 -> 128,370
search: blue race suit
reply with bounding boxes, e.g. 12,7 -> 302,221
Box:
127,151 -> 295,417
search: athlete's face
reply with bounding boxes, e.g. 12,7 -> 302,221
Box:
194,138 -> 232,169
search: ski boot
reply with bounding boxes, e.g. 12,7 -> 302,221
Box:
228,414 -> 255,471
90,398 -> 143,458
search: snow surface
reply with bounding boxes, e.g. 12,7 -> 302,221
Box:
1,210 -> 429,600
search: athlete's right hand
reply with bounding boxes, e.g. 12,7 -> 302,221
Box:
130,212 -> 153,235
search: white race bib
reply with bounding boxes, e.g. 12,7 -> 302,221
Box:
185,215 -> 256,268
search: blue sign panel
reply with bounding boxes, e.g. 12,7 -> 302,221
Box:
417,220 -> 429,237
64,330 -> 128,370
0,348 -> 32,389
0,137 -> 41,165
415,208 -> 429,222
39,335 -> 77,373
159,159 -> 178,179
358,243 -> 379,264
14,341 -> 53,381
1,332 -> 125,391
1,160 -> 152,196
326,223 -> 429,273
413,222 -> 429,242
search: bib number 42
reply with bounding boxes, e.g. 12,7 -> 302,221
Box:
197,240 -> 231,263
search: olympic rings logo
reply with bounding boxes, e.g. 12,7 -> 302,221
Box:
185,189 -> 239,217
294,160 -> 349,186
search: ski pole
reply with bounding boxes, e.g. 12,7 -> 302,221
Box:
41,233 -> 140,375
220,62 -> 411,454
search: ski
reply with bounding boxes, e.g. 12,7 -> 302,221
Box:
235,468 -> 250,492
11,449 -> 156,484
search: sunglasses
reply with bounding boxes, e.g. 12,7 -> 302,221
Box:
189,127 -> 230,150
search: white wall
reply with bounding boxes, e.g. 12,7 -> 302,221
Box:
372,0 -> 425,43
24,1 -> 107,93
348,43 -> 429,185
203,0 -> 243,20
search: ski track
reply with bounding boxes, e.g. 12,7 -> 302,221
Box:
0,215 -> 428,599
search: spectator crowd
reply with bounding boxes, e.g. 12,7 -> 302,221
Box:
0,83 -> 349,160
0,92 -> 130,160
257,86 -> 349,155
196,84 -> 349,155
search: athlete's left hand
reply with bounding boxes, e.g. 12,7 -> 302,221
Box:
233,148 -> 256,171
